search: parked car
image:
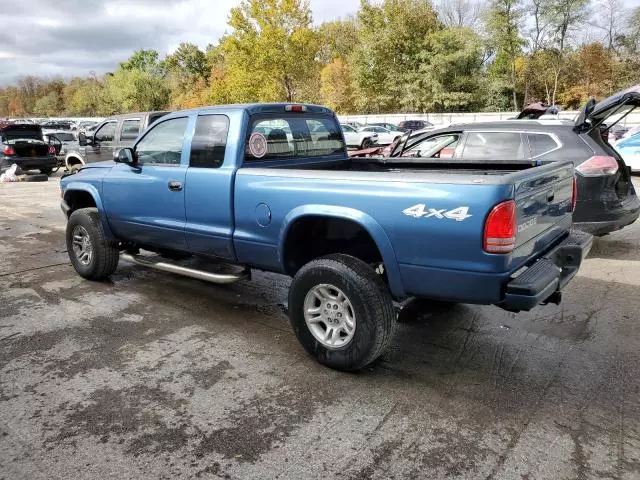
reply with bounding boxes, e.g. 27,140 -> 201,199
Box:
355,86 -> 640,236
340,123 -> 378,149
0,123 -> 59,175
359,125 -> 404,145
613,132 -> 640,172
43,131 -> 83,172
397,119 -> 433,131
41,120 -> 78,133
77,111 -> 170,166
60,102 -> 591,371
368,122 -> 404,132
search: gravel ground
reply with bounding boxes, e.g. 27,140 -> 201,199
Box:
1,177 -> 639,480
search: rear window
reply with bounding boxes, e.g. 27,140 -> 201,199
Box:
52,132 -> 76,142
461,132 -> 527,161
245,115 -> 345,161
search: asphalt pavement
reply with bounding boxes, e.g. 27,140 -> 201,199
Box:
1,177 -> 639,479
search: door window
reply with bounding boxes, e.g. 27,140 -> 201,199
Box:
190,115 -> 230,168
462,132 -> 526,160
135,117 -> 188,166
95,122 -> 117,142
120,119 -> 141,141
403,134 -> 460,158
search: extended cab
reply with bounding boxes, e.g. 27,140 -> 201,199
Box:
60,104 -> 592,371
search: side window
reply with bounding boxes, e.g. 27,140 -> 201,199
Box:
462,132 -> 526,160
135,117 -> 188,166
342,125 -> 355,133
403,134 -> 460,158
120,119 -> 141,141
190,115 -> 230,168
527,133 -> 559,157
95,122 -> 117,142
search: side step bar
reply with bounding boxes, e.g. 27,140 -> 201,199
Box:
121,253 -> 250,284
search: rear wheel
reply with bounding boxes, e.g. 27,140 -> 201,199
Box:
288,254 -> 396,371
66,208 -> 119,280
40,167 -> 53,175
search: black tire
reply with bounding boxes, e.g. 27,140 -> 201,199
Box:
288,254 -> 396,371
40,167 -> 53,175
361,138 -> 373,149
23,174 -> 48,182
66,207 -> 119,280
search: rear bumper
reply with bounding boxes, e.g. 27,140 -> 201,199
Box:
0,155 -> 58,173
502,230 -> 593,311
574,194 -> 640,236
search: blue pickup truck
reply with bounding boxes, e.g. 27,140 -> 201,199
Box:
60,103 -> 592,371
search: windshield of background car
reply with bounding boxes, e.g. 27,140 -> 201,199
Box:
50,132 -> 76,142
245,114 -> 346,161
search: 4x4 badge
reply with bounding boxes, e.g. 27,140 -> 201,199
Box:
402,204 -> 472,222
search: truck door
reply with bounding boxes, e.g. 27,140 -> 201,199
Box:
184,114 -> 235,259
102,116 -> 190,250
84,120 -> 117,163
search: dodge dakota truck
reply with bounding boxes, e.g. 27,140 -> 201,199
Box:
60,103 -> 592,371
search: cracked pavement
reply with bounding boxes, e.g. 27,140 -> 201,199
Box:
1,178 -> 640,479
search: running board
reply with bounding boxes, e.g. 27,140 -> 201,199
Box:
121,253 -> 249,284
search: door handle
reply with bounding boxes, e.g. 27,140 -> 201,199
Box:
168,181 -> 182,192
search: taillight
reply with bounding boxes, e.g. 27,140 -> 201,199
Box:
571,176 -> 577,212
575,155 -> 618,176
285,105 -> 307,112
484,200 -> 517,254
3,146 -> 15,156
48,145 -> 56,154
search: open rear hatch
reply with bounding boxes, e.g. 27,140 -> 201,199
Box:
574,84 -> 640,200
1,124 -> 53,157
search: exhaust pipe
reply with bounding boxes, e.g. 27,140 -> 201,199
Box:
121,253 -> 249,285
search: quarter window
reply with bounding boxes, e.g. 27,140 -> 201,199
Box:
135,117 -> 188,166
95,122 -> 117,142
190,115 -> 230,168
527,133 -> 559,157
120,119 -> 141,141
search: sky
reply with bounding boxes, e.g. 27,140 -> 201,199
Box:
0,0 -> 360,85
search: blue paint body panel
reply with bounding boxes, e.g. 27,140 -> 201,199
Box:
60,103 -> 579,305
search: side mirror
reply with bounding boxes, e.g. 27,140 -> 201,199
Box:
115,147 -> 136,165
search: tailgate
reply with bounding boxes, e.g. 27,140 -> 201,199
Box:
513,161 -> 574,256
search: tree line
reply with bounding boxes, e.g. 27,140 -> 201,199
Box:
2,0 -> 640,118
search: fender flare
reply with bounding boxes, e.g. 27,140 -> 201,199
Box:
63,182 -> 116,241
64,153 -> 85,170
278,205 -> 406,298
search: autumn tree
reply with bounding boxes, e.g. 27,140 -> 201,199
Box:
208,0 -> 319,104
486,0 -> 525,110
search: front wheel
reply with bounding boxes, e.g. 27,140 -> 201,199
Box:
288,254 -> 396,371
361,138 -> 374,149
66,207 -> 119,280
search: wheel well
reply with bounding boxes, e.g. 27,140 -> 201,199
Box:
283,217 -> 383,275
66,156 -> 84,166
65,190 -> 96,216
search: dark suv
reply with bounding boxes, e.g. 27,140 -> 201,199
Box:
379,88 -> 640,236
397,119 -> 433,131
